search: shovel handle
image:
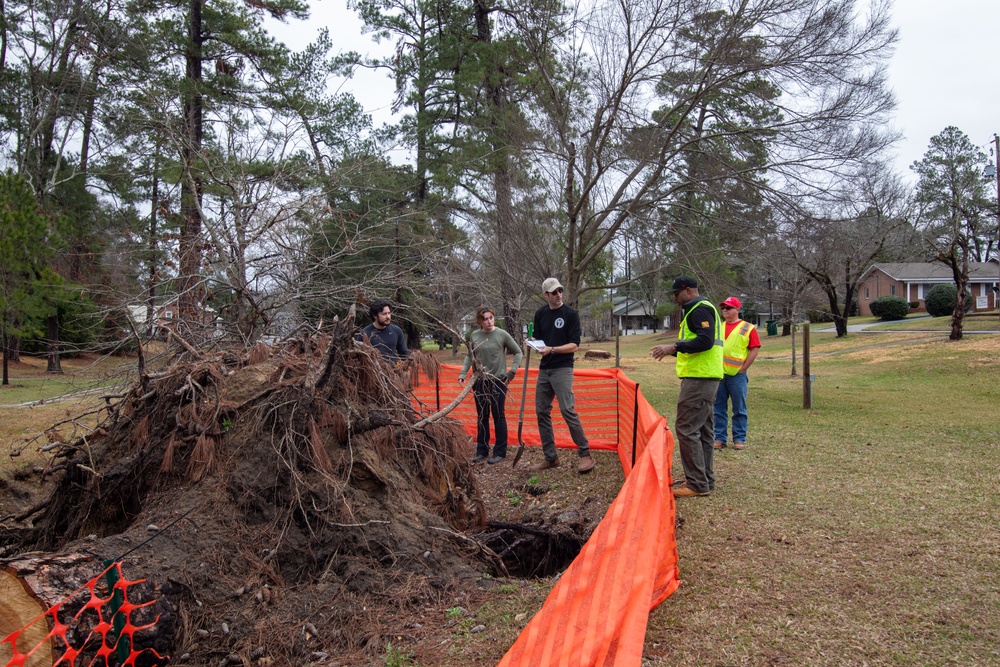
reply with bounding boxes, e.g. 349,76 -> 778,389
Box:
512,342 -> 531,467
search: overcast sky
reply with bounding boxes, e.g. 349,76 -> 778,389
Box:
888,1 -> 1000,179
270,1 -> 1000,181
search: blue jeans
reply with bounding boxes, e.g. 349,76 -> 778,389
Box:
535,367 -> 590,461
714,372 -> 749,443
474,377 -> 509,458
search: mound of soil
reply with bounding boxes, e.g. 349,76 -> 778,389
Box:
2,319 -> 497,664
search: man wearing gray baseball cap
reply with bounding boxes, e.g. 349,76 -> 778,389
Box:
528,277 -> 593,474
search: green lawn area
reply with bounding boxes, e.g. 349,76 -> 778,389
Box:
871,312 -> 1000,332
575,330 -> 999,666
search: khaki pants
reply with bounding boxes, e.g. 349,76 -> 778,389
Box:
675,378 -> 721,493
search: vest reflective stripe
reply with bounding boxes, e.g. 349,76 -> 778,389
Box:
722,320 -> 756,375
675,299 -> 724,379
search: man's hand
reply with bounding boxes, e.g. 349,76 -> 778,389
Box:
650,343 -> 676,360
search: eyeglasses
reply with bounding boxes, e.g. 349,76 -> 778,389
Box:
721,306 -> 737,310
547,287 -> 564,295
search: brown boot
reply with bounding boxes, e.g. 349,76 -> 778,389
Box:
673,485 -> 709,498
529,457 -> 559,471
713,441 -> 725,450
577,455 -> 595,474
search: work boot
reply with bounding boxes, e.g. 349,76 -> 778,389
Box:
529,457 -> 559,471
672,485 -> 709,498
714,441 -> 725,450
472,454 -> 487,463
487,455 -> 505,465
733,442 -> 745,450
577,455 -> 595,474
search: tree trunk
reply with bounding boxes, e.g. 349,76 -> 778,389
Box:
474,0 -> 520,332
944,247 -> 969,341
177,0 -> 205,341
2,330 -> 8,386
45,314 -> 63,374
146,176 -> 161,338
0,569 -> 52,667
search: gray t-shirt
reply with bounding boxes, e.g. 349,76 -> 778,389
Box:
360,323 -> 408,361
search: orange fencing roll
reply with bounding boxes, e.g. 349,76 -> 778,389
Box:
411,363 -> 681,666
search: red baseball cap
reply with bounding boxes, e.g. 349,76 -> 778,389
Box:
719,296 -> 742,309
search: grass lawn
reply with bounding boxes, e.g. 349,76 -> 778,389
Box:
575,330 -> 1000,666
0,353 -> 136,464
872,312 -> 1000,332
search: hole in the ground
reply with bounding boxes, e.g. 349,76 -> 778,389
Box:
479,521 -> 584,578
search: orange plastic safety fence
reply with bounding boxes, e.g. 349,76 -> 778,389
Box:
413,366 -> 652,461
2,562 -> 165,667
412,364 -> 681,666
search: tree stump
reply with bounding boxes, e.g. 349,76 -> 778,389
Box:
1,568 -> 53,667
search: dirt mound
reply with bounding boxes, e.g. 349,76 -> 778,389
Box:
4,318 -> 495,664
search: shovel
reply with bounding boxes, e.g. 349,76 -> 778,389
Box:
511,325 -> 533,468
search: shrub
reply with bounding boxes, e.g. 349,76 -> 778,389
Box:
806,308 -> 834,323
924,284 -> 974,317
869,296 -> 910,320
909,301 -> 919,309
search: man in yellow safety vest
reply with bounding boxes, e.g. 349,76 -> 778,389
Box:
650,276 -> 723,498
713,296 -> 761,451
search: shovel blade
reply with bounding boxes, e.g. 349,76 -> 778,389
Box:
511,442 -> 525,468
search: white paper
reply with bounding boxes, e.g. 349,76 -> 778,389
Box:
527,339 -> 547,352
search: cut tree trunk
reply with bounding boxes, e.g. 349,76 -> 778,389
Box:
1,567 -> 54,666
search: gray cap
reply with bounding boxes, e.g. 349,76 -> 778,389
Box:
541,277 -> 564,293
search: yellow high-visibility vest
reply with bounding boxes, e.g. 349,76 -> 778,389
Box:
675,299 -> 723,379
722,321 -> 756,375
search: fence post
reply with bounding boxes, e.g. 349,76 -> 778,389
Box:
631,383 -> 640,467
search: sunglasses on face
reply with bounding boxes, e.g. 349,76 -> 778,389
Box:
548,287 -> 564,295
722,306 -> 737,310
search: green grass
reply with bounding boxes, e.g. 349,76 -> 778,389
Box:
570,332 -> 1000,665
0,376 -> 100,404
872,312 -> 1000,332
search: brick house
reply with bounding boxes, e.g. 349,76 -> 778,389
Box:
857,262 -> 1000,315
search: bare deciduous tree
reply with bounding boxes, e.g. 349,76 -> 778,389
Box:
786,165 -> 913,336
521,0 -> 898,303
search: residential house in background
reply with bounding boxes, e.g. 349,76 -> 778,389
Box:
857,262 -> 1000,315
612,295 -> 660,334
127,298 -> 219,338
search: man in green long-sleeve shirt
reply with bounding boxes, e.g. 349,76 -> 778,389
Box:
459,306 -> 523,464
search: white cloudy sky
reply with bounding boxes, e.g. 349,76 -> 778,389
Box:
270,1 -> 1000,180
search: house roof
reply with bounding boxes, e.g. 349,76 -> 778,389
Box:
612,296 -> 653,317
864,262 -> 1000,282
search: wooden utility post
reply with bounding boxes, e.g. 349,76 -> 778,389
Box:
993,133 -> 999,322
802,322 -> 812,409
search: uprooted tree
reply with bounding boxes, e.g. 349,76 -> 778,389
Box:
2,315 -> 500,664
